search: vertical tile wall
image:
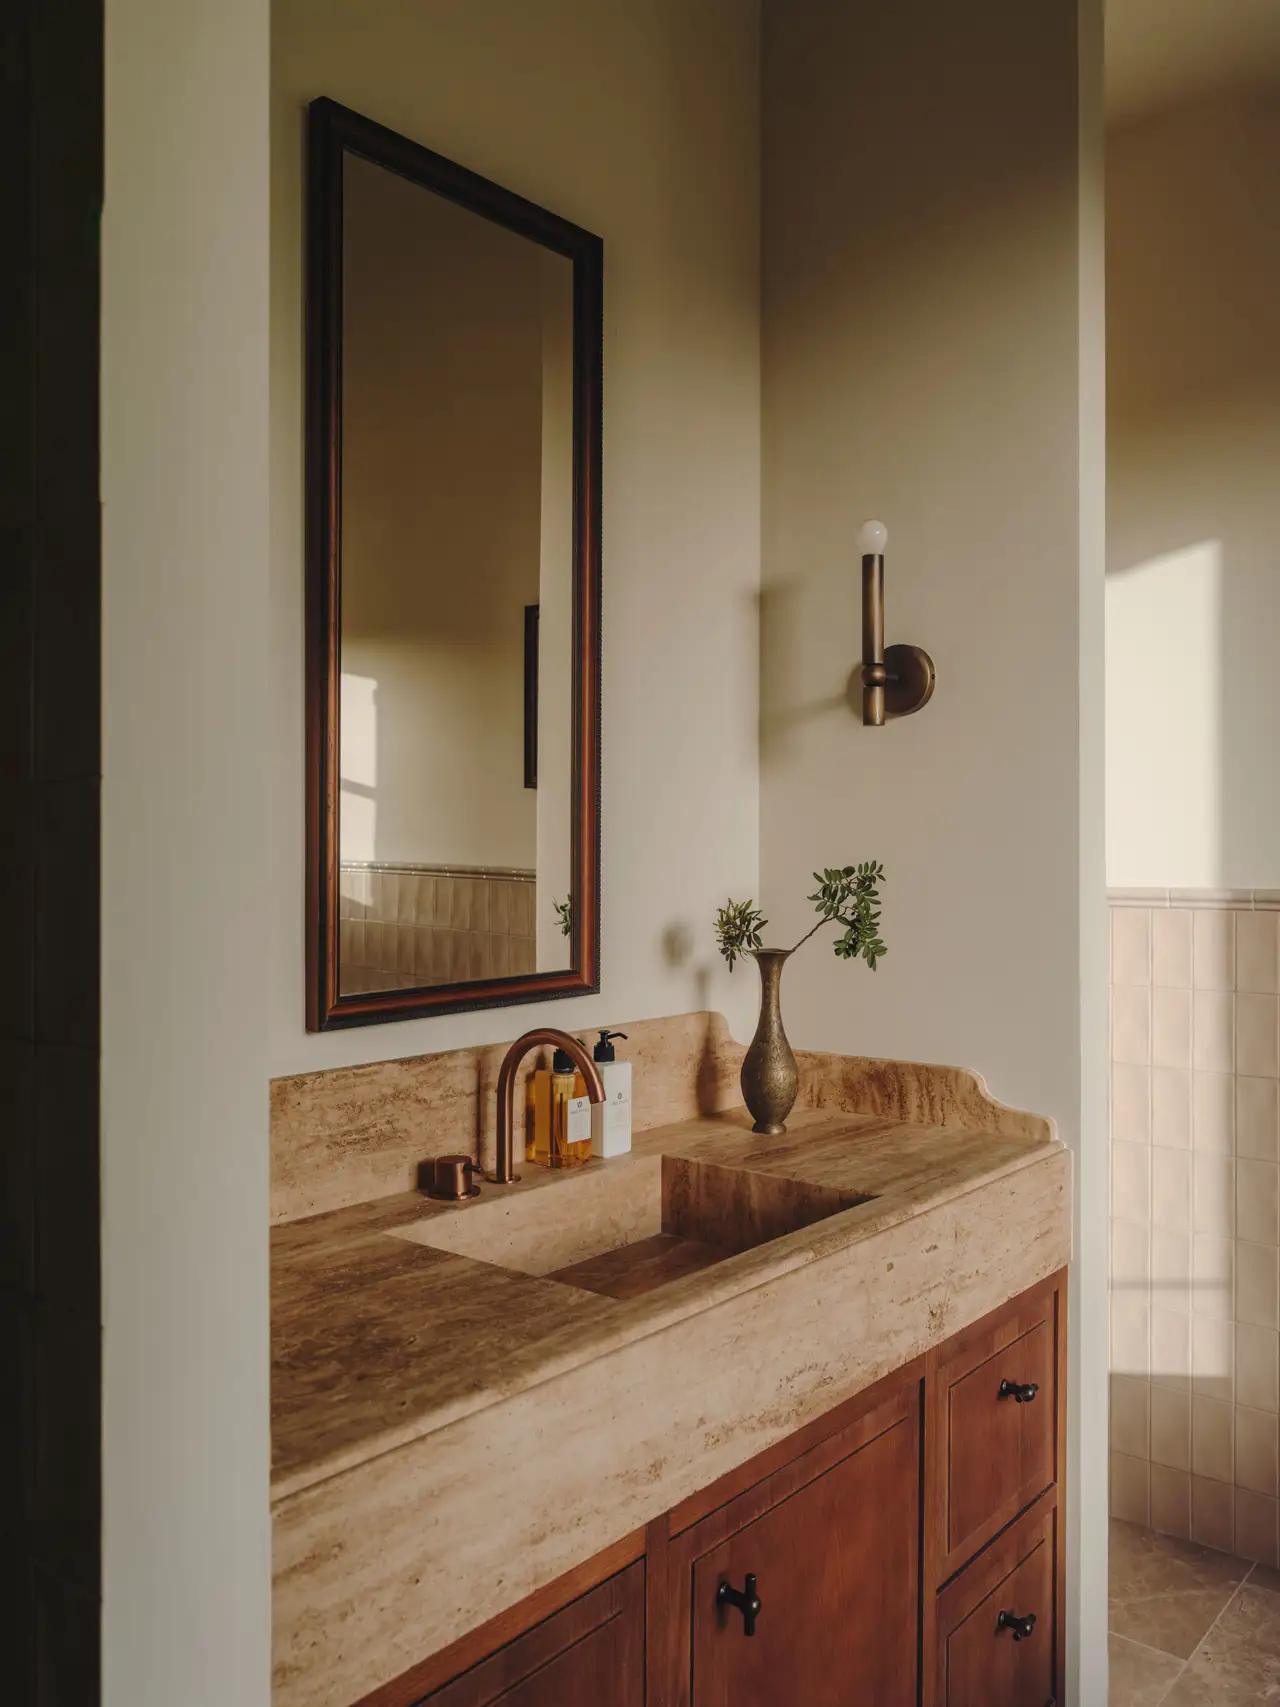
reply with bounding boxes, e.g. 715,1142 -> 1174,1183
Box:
338,865 -> 537,993
1110,893 -> 1280,1562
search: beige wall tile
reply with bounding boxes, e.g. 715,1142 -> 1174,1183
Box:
1192,1393 -> 1235,1482
1238,913 -> 1280,996
1192,1314 -> 1235,1400
1153,910 -> 1193,989
1152,1228 -> 1193,1317
1112,1452 -> 1151,1526
1113,908 -> 1152,986
1114,1142 -> 1152,1223
1153,1147 -> 1192,1230
1151,1309 -> 1192,1390
1236,1407 -> 1280,1497
1239,1164 -> 1280,1251
1234,1489 -> 1279,1566
488,883 -> 510,936
1192,1234 -> 1234,1321
1113,1294 -> 1152,1378
1192,1073 -> 1235,1154
1237,994 -> 1279,1079
1150,1464 -> 1192,1539
1112,1374 -> 1151,1459
1193,1154 -> 1235,1239
412,874 -> 437,927
1238,1324 -> 1280,1413
1152,1067 -> 1192,1149
1238,1241 -> 1280,1331
1151,1385 -> 1192,1470
1239,1078 -> 1280,1162
1191,1474 -> 1235,1551
1194,910 -> 1236,991
469,880 -> 490,933
1193,990 -> 1235,1076
1114,986 -> 1152,1067
1113,1219 -> 1151,1294
1112,1063 -> 1152,1145
1153,987 -> 1193,1070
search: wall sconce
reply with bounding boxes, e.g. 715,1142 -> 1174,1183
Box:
856,520 -> 935,726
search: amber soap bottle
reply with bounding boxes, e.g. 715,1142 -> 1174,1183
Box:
526,1049 -> 590,1167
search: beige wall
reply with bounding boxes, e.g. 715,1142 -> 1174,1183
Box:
271,0 -> 762,1073
1106,88 -> 1280,890
102,0 -> 272,1701
339,153 -> 548,872
759,0 -> 1106,1691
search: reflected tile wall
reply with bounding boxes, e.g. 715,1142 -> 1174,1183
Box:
337,864 -> 536,995
1110,891 -> 1280,1562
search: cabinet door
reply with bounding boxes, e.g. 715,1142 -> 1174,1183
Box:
419,1561 -> 643,1707
685,1386 -> 919,1707
933,1501 -> 1058,1707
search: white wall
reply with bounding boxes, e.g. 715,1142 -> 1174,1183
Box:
1106,88 -> 1280,890
101,0 -> 272,1702
271,0 -> 762,1073
759,0 -> 1107,1695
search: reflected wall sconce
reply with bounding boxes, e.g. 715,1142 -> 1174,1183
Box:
855,519 -> 935,726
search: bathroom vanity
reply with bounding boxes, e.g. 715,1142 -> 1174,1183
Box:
270,1024 -> 1072,1707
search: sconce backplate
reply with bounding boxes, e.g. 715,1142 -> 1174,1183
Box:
882,643 -> 936,719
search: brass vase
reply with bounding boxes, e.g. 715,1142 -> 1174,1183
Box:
741,948 -> 799,1135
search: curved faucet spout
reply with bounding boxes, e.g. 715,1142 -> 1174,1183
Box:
493,1028 -> 605,1184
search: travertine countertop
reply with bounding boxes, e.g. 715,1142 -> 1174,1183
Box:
273,1106 -> 1063,1499
271,1070 -> 1072,1707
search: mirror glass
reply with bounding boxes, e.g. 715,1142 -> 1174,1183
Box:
336,150 -> 577,999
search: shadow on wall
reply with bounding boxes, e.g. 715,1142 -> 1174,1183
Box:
1106,82 -> 1280,891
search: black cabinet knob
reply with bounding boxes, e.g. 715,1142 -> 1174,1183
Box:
998,1379 -> 1040,1404
997,1609 -> 1037,1642
718,1572 -> 762,1636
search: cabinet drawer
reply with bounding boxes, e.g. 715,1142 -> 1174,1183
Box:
927,1278 -> 1062,1582
932,1499 -> 1060,1707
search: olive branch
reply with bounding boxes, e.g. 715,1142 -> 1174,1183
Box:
714,862 -> 886,972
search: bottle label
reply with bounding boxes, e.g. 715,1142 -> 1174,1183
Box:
566,1095 -> 591,1146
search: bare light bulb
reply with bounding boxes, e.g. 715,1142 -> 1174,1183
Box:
858,519 -> 888,557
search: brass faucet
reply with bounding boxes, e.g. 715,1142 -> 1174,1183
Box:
493,1028 -> 605,1184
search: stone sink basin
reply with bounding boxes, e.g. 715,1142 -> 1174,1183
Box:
392,1152 -> 874,1302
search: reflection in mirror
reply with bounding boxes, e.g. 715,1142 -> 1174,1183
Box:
306,98 -> 601,1028
337,153 -> 574,997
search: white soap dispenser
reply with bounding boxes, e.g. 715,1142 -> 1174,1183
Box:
590,1029 -> 632,1158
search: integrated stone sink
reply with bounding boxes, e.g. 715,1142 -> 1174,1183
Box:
392,1153 -> 873,1301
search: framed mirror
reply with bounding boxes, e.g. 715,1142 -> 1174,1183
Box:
305,98 -> 602,1029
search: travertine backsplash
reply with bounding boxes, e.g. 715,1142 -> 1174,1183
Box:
269,1010 -> 1052,1224
339,862 -> 536,994
1109,890 -> 1280,1563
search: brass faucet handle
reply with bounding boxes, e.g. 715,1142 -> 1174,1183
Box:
424,1154 -> 481,1201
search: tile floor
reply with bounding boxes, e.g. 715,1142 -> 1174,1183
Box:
1110,1519 -> 1280,1703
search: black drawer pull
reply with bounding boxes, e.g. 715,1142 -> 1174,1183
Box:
998,1379 -> 1039,1404
717,1572 -> 762,1636
997,1609 -> 1037,1642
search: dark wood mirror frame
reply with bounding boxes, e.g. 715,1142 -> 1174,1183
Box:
305,97 -> 603,1030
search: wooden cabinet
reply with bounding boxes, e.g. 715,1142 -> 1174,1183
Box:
357,1271 -> 1067,1707
415,1563 -> 643,1707
678,1379 -> 919,1707
932,1503 -> 1060,1707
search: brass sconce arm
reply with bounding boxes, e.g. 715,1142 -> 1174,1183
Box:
857,520 -> 935,727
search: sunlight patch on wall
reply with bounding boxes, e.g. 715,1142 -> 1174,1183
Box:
1105,539 -> 1222,888
340,671 -> 378,861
